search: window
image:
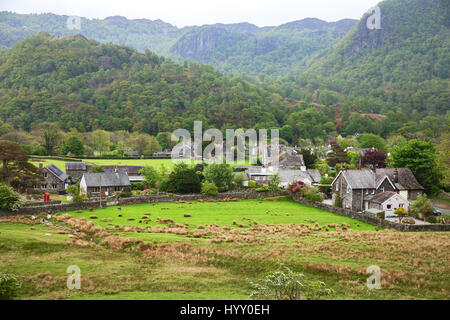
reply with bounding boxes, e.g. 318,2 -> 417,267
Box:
381,187 -> 385,192
92,187 -> 100,192
346,185 -> 350,193
52,184 -> 58,189
365,189 -> 369,195
387,204 -> 392,209
43,172 -> 48,178
41,184 -> 47,189
399,204 -> 404,208
372,189 -> 375,194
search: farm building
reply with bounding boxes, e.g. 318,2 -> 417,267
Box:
80,172 -> 131,196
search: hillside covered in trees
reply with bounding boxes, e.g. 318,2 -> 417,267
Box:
0,12 -> 357,76
0,33 -> 298,133
278,0 -> 449,128
0,0 -> 448,150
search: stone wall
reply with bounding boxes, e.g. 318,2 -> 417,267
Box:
0,190 -> 289,217
292,195 -> 450,232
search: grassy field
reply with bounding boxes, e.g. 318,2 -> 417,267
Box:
0,197 -> 449,300
29,158 -> 251,172
29,158 -> 176,172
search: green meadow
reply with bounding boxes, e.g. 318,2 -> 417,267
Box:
0,197 -> 448,300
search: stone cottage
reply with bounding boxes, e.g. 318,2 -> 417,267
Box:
80,172 -> 131,196
35,163 -> 68,193
331,168 -> 423,212
65,162 -> 92,180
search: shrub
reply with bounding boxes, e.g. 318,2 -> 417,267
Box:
89,165 -> 105,173
119,187 -> 132,198
201,181 -> 219,196
249,265 -> 333,300
233,172 -> 248,188
204,163 -> 234,192
0,273 -> 21,300
67,185 -> 80,196
269,172 -> 282,190
72,194 -> 86,203
426,216 -> 437,224
304,186 -> 323,203
410,195 -> 433,220
289,181 -> 307,196
334,194 -> 342,208
0,184 -> 22,211
319,176 -> 333,185
248,180 -> 258,188
255,185 -> 270,192
394,207 -> 408,222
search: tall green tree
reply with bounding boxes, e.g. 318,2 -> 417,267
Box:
357,134 -> 387,153
389,139 -> 441,193
203,163 -> 234,192
60,135 -> 84,156
0,140 -> 43,189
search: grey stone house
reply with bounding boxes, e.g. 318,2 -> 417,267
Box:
35,163 -> 68,193
65,162 -> 92,180
331,168 -> 424,212
80,172 -> 131,196
102,165 -> 144,183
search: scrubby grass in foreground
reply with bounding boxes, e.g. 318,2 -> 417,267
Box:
0,199 -> 449,300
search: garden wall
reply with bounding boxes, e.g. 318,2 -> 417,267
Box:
0,190 -> 289,217
291,195 -> 450,232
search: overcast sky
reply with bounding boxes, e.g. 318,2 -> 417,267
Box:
0,0 -> 382,27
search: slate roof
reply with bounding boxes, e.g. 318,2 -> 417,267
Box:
45,164 -> 68,182
376,168 -> 424,190
102,165 -> 143,176
341,169 -> 376,189
334,168 -> 424,190
366,191 -> 398,204
307,169 -> 321,183
279,151 -> 305,168
65,162 -> 87,171
82,173 -> 130,188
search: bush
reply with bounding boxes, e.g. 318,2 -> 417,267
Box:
248,180 -> 258,188
304,186 -> 323,203
204,163 -> 234,192
72,194 -> 86,203
233,172 -> 248,188
173,166 -> 201,194
255,185 -> 270,192
426,216 -> 437,224
0,273 -> 21,300
201,181 -> 219,196
334,194 -> 342,208
249,265 -> 333,300
410,195 -> 433,220
289,181 -> 307,196
0,184 -> 22,211
119,187 -> 132,198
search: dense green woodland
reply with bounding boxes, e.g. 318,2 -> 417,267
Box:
0,0 -> 448,148
0,12 -> 356,76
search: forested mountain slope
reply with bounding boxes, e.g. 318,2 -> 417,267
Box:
0,34 -> 293,133
284,0 -> 449,119
0,12 -> 357,76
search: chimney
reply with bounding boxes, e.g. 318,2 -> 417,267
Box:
393,168 -> 399,183
115,165 -> 118,173
39,163 -> 43,169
